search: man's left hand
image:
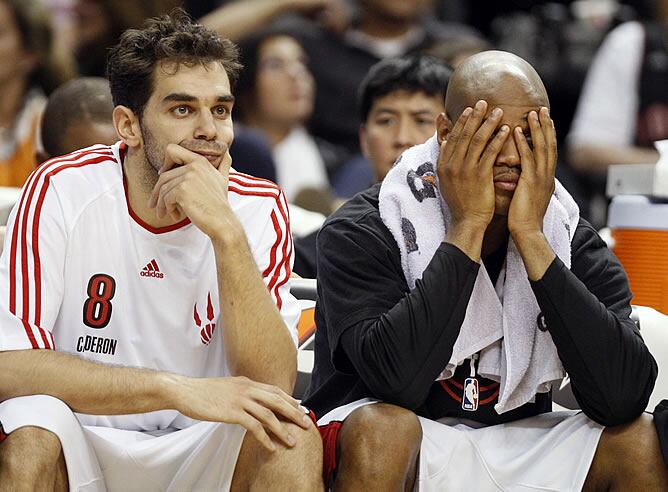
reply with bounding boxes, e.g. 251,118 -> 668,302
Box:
507,107 -> 557,238
147,144 -> 234,238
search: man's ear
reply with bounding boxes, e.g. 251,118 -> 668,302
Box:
359,125 -> 369,159
113,106 -> 142,148
436,113 -> 452,145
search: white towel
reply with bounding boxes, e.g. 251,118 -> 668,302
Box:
378,134 -> 580,414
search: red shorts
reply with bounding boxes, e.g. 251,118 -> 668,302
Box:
308,410 -> 343,485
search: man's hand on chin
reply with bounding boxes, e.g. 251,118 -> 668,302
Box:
147,144 -> 240,239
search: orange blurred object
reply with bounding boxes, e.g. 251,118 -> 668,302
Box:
608,195 -> 668,314
612,229 -> 668,314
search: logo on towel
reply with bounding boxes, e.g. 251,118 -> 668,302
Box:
194,292 -> 217,345
401,218 -> 419,253
406,162 -> 437,203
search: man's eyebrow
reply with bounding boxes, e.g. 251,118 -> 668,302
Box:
410,109 -> 438,115
162,93 -> 235,104
372,107 -> 400,115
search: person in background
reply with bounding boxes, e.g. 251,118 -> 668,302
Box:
295,0 -> 479,154
567,0 -> 668,223
235,29 -> 347,213
294,55 -> 451,277
0,0 -> 74,187
199,0 -> 351,41
72,0 -> 180,77
40,77 -> 117,160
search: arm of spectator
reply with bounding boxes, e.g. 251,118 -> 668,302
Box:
567,22 -> 646,175
530,221 -> 657,426
200,0 -> 351,41
568,144 -> 659,175
317,218 -> 480,410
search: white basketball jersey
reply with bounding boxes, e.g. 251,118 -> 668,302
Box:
0,143 -> 299,430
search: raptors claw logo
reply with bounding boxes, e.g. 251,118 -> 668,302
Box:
194,292 -> 216,345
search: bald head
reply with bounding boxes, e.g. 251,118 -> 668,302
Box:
445,51 -> 548,121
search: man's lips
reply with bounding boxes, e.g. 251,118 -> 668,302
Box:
493,172 -> 519,192
192,150 -> 223,164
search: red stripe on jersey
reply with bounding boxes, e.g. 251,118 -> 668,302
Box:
479,381 -> 500,392
151,259 -> 159,272
440,380 -> 463,402
264,211 -> 282,286
31,155 -> 112,331
479,389 -> 500,405
447,378 -> 463,390
9,148 -> 113,348
10,151 -> 108,315
271,192 -> 292,310
37,326 -> 52,349
229,172 -> 279,189
227,185 -> 291,310
122,173 -> 191,234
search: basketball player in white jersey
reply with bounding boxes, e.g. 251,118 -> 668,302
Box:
0,10 -> 323,491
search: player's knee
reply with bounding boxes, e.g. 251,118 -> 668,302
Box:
339,403 -> 422,473
600,414 -> 662,476
0,426 -> 63,480
269,421 -> 323,488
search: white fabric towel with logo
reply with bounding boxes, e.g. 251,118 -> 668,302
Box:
378,134 -> 580,414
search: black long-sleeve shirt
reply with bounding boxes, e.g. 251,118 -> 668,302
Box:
303,184 -> 657,427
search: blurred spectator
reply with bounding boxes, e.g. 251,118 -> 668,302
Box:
0,0 -> 74,187
40,77 -> 116,160
567,0 -> 668,224
357,54 -> 450,182
294,54 -> 451,277
423,36 -> 492,68
73,0 -> 180,77
435,0 -> 653,38
200,0 -> 352,41
568,9 -> 668,173
229,125 -> 278,182
293,0 -> 480,153
235,30 -> 348,211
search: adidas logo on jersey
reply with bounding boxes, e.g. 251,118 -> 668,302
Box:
140,259 -> 164,279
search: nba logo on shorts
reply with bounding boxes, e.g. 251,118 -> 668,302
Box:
462,377 -> 479,411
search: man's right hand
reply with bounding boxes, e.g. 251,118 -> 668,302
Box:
437,100 -> 509,261
170,375 -> 311,452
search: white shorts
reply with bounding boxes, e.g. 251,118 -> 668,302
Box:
0,395 -> 247,491
318,398 -> 605,492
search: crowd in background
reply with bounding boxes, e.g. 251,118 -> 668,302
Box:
2,0 -> 667,237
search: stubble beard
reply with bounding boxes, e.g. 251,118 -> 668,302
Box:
138,122 -> 164,191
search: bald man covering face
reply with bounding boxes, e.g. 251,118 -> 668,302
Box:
303,51 -> 666,490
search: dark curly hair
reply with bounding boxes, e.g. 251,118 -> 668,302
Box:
107,9 -> 242,118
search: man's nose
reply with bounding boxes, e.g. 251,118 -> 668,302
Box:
394,121 -> 419,150
495,132 -> 521,167
194,111 -> 217,140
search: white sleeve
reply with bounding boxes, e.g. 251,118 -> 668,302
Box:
244,187 -> 299,348
568,22 -> 645,147
0,168 -> 67,351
